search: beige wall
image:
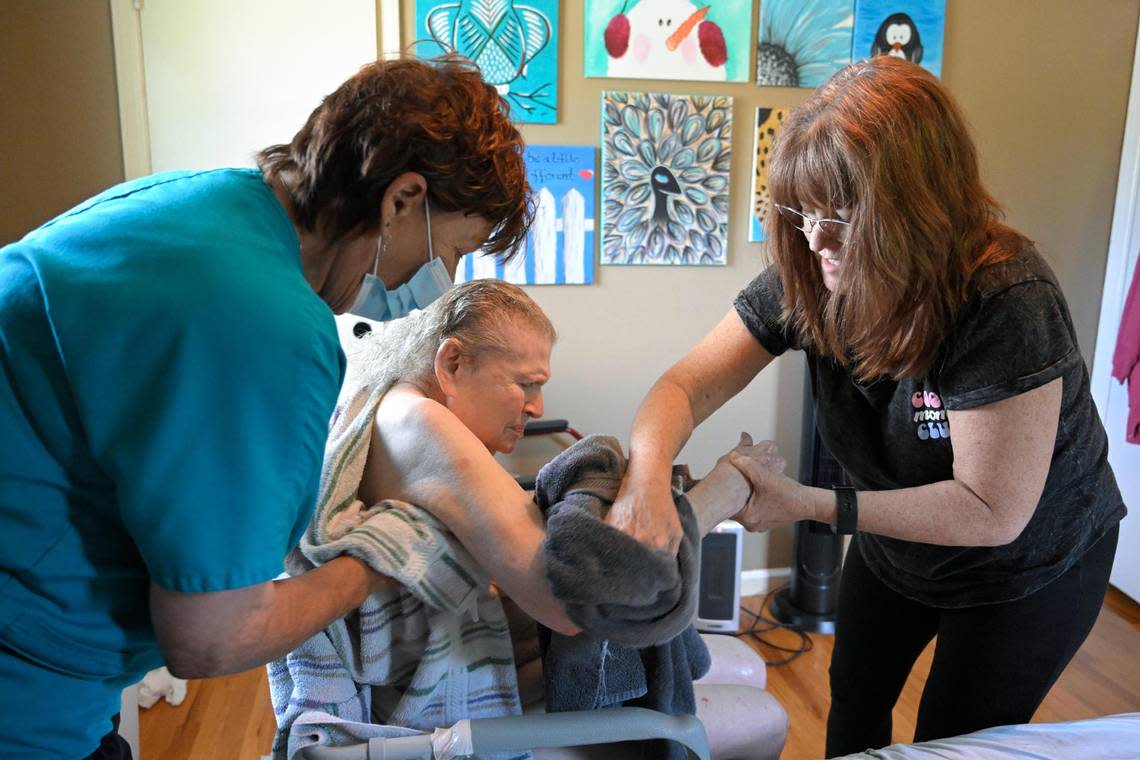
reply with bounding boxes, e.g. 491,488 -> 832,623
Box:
1,0 -> 124,244
3,1 -> 1136,570
403,0 -> 1139,570
946,1 -> 1139,361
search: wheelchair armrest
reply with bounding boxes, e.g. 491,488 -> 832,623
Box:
298,736 -> 434,759
467,707 -> 710,760
296,707 -> 710,760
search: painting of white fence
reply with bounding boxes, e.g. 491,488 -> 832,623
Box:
457,145 -> 596,286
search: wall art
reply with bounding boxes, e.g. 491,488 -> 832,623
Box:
600,91 -> 732,266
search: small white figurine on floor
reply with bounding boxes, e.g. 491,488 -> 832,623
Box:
138,666 -> 188,709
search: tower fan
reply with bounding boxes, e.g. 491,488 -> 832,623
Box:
770,368 -> 848,634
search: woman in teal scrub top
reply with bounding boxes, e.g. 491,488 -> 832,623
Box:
0,56 -> 532,760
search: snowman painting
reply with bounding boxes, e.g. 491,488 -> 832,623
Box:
602,0 -> 730,81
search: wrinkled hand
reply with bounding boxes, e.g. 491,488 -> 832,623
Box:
715,432 -> 785,474
606,476 -> 684,556
726,437 -> 813,533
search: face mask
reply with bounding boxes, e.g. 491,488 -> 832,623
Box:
347,195 -> 453,322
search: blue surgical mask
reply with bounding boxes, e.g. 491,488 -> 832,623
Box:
347,195 -> 453,322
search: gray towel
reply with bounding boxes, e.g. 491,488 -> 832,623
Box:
534,435 -> 711,760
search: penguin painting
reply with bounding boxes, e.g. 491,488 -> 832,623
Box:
870,12 -> 923,65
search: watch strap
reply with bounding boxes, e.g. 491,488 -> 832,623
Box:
832,486 -> 858,535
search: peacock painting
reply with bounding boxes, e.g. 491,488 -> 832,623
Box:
600,90 -> 732,266
416,0 -> 559,123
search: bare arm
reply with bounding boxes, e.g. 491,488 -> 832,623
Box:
610,309 -> 776,552
150,556 -> 393,679
731,378 -> 1063,546
688,444 -> 781,535
375,396 -> 581,635
374,393 -> 769,637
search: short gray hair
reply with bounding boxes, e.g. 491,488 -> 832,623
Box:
349,279 -> 556,393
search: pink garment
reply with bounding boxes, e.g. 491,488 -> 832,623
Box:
1111,255 -> 1140,443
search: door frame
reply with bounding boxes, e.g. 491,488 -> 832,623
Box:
109,0 -> 152,180
1090,15 -> 1140,601
1091,18 -> 1140,404
108,0 -> 397,180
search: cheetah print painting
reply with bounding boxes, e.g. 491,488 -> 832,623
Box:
750,106 -> 788,242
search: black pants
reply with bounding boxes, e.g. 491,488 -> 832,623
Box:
825,524 -> 1119,757
86,714 -> 133,760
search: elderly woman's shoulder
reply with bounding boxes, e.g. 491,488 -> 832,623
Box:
375,385 -> 461,439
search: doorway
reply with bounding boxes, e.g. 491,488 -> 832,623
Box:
1091,17 -> 1140,603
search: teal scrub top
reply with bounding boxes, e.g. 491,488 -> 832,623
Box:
0,169 -> 345,758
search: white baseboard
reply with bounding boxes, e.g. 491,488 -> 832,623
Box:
741,567 -> 792,597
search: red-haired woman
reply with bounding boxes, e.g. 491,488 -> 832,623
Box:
611,56 -> 1124,755
0,56 -> 530,759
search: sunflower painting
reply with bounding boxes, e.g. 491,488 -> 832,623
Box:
757,0 -> 854,89
601,91 -> 732,266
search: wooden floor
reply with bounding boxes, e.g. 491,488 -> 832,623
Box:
140,587 -> 1140,760
754,586 -> 1140,759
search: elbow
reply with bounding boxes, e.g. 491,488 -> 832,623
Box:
538,602 -> 581,637
162,643 -> 231,680
153,607 -> 258,679
157,619 -> 256,678
988,521 -> 1027,547
983,509 -> 1032,547
550,619 -> 582,637
655,370 -> 697,414
160,628 -> 264,679
165,660 -> 211,681
157,612 -> 274,678
957,483 -> 1033,547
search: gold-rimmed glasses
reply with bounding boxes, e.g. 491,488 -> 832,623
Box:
773,204 -> 851,241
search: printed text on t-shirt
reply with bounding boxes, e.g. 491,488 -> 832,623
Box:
912,391 -> 950,440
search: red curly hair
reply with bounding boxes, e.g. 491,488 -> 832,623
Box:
258,55 -> 532,259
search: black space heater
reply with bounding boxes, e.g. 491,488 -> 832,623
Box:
769,368 -> 847,634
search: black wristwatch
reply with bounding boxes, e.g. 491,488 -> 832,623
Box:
832,486 -> 858,535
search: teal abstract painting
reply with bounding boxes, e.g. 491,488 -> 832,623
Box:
415,0 -> 559,123
757,0 -> 854,88
584,0 -> 753,83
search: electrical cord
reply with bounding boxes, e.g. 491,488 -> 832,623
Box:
738,584 -> 814,666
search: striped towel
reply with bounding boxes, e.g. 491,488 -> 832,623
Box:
268,384 -> 529,760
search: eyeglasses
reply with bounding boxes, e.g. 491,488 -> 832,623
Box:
773,204 -> 851,240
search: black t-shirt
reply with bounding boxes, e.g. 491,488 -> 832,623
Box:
734,243 -> 1126,607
